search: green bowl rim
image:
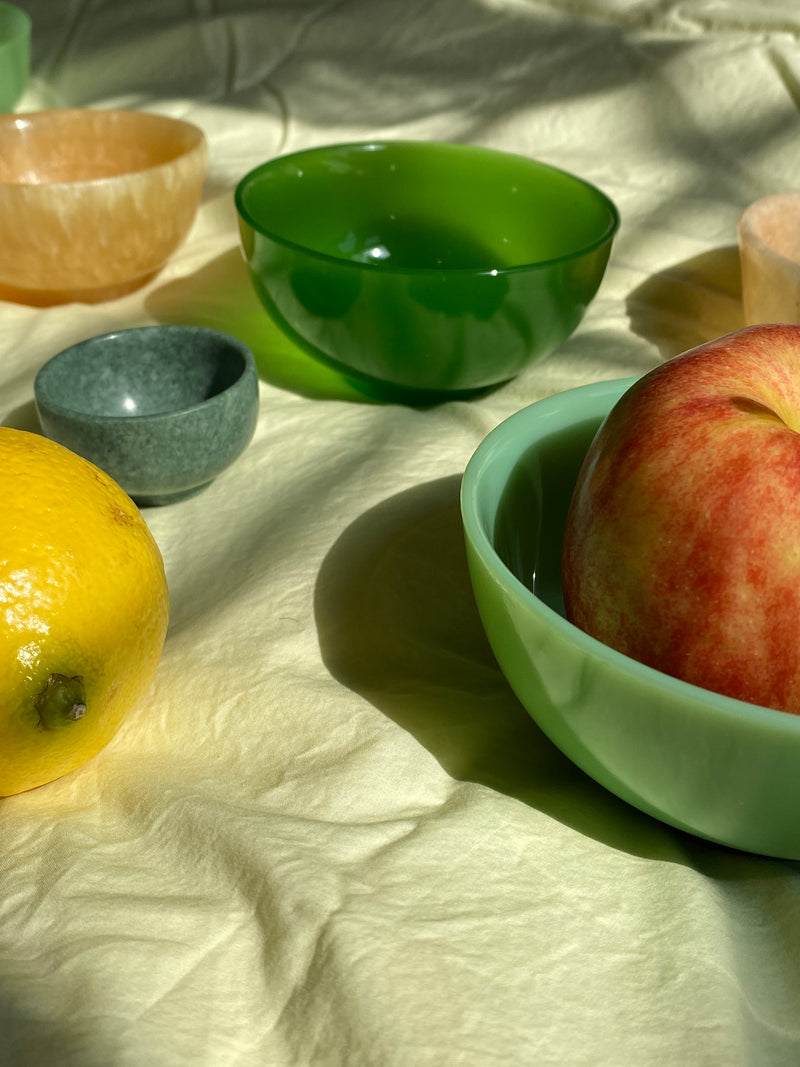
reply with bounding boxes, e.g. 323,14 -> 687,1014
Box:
460,376 -> 800,740
234,139 -> 621,277
34,325 -> 257,426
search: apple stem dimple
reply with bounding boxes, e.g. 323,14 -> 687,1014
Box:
34,673 -> 87,730
731,396 -> 783,421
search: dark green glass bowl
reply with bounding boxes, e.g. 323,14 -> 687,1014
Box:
461,379 -> 800,858
0,2 -> 30,113
235,141 -> 619,399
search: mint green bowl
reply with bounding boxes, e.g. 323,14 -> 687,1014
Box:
235,141 -> 618,400
0,2 -> 30,113
461,378 -> 800,858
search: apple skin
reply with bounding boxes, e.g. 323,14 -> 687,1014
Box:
561,323 -> 800,715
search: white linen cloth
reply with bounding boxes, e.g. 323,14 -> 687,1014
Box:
2,2 -> 799,1064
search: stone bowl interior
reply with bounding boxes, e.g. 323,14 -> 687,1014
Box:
42,331 -> 247,418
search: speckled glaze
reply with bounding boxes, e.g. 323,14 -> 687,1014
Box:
0,109 -> 208,305
0,3 -> 30,113
34,326 -> 259,505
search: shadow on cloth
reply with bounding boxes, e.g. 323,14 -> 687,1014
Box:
314,473 -> 696,861
626,245 -> 745,360
146,246 -> 383,403
0,992 -> 113,1067
2,399 -> 41,432
146,244 -> 493,408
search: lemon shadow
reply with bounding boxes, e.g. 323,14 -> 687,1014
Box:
313,474 -> 698,861
626,245 -> 745,360
2,400 -> 41,433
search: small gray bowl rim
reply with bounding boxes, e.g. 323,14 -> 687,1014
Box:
34,325 -> 258,427
235,139 -> 621,277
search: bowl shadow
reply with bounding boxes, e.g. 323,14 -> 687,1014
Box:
146,246 -> 374,403
313,473 -> 704,862
145,246 -> 498,407
626,244 -> 745,360
0,989 -> 114,1067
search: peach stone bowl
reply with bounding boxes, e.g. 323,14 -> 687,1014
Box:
738,191 -> 800,326
0,109 -> 208,306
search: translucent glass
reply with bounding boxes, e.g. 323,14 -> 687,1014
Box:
0,109 -> 208,305
236,141 -> 619,397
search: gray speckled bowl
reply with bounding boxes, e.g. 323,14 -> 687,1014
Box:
34,325 -> 259,506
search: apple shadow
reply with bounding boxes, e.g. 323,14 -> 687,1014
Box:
313,474 -> 710,863
626,244 -> 745,360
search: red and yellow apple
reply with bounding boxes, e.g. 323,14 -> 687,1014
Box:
561,323 -> 800,714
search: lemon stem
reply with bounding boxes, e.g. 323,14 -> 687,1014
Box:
35,674 -> 87,730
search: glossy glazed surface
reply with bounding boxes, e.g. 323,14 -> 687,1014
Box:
461,378 -> 800,858
0,3 -> 29,113
236,141 -> 618,397
34,326 -> 259,505
0,109 -> 208,304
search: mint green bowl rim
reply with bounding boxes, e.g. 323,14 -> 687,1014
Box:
460,377 -> 800,742
234,139 -> 620,277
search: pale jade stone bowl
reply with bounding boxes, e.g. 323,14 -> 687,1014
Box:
34,326 -> 259,506
0,109 -> 208,305
461,377 -> 800,859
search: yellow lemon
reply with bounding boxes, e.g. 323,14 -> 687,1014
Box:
0,428 -> 169,795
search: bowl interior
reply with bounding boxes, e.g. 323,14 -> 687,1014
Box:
36,329 -> 249,418
463,380 -> 632,635
236,141 -> 619,272
0,110 -> 205,184
493,412 -> 603,616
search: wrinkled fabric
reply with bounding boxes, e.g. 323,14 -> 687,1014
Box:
2,2 -> 800,1064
